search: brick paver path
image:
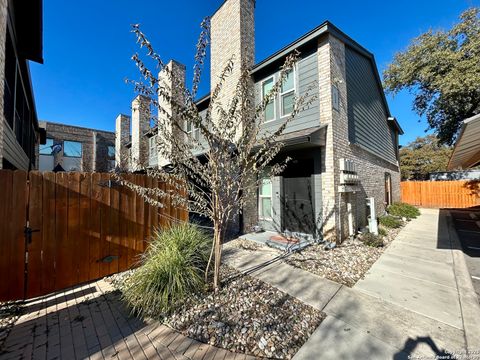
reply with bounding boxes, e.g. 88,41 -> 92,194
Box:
0,280 -> 255,360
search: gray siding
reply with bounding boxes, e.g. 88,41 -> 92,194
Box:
3,123 -> 29,170
255,53 -> 319,136
345,47 -> 397,164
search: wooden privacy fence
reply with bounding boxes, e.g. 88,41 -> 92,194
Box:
0,170 -> 188,301
401,180 -> 480,208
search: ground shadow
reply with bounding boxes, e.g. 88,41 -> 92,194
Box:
0,282 -> 147,359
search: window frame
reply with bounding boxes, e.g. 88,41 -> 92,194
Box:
258,176 -> 273,220
149,135 -> 158,161
186,121 -> 200,141
280,68 -> 296,118
107,145 -> 115,159
261,76 -> 276,123
63,140 -> 82,158
40,138 -> 54,156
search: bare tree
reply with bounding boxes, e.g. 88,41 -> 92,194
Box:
119,18 -> 316,290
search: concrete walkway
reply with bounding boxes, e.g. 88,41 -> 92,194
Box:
224,208 -> 480,359
0,280 -> 252,360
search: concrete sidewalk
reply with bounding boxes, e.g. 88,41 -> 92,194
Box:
224,208 -> 480,359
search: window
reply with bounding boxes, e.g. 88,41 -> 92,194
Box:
262,77 -> 275,122
332,85 -> 339,111
40,138 -> 54,155
63,141 -> 82,158
258,176 -> 273,219
149,135 -> 157,161
186,121 -> 200,141
107,145 -> 115,159
281,70 -> 295,117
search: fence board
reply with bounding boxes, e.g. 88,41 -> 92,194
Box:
89,173 -> 102,280
27,171 -> 43,298
0,170 -> 15,301
78,173 -> 91,284
401,181 -> 480,208
42,172 -> 56,294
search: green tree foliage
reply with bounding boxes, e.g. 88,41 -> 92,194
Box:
384,8 -> 480,145
400,135 -> 452,180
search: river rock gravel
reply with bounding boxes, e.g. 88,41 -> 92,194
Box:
109,266 -> 325,359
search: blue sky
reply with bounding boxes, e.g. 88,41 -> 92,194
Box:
30,0 -> 479,145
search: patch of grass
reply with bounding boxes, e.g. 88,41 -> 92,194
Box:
379,215 -> 402,229
122,223 -> 211,317
361,233 -> 384,248
378,227 -> 388,236
387,202 -> 420,219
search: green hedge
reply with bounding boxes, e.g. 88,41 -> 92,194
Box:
379,215 -> 402,229
387,203 -> 420,219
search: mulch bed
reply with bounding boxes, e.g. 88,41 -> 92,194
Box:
109,266 -> 325,359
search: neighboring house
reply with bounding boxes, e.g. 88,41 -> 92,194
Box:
115,0 -> 403,241
38,121 -> 115,172
0,0 -> 45,170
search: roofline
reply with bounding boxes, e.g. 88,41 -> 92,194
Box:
40,120 -> 116,135
252,21 -> 374,73
182,20 -> 400,135
447,113 -> 480,170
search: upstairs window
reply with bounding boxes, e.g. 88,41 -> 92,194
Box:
281,70 -> 295,117
63,141 -> 82,158
149,135 -> 158,161
40,138 -> 54,155
262,77 -> 275,122
107,145 -> 115,159
186,121 -> 200,141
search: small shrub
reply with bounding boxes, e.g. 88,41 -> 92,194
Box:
378,227 -> 387,236
379,215 -> 402,229
122,223 -> 211,317
361,233 -> 384,248
387,202 -> 420,219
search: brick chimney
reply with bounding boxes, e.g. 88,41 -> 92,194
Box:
131,95 -> 150,171
157,60 -> 186,167
115,114 -> 131,170
210,0 -> 255,131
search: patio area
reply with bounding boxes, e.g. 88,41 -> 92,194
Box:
0,280 -> 249,360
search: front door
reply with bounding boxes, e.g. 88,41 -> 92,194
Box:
282,177 -> 314,234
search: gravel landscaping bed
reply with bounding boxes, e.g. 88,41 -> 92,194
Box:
282,226 -> 404,287
0,302 -> 23,351
109,265 -> 325,359
229,224 -> 404,288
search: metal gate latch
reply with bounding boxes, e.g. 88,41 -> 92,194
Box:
24,227 -> 40,244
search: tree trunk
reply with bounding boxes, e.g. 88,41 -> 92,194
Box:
213,222 -> 224,290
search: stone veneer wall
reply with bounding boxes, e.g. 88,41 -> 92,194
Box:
210,0 -> 255,128
319,34 -> 401,241
131,95 -> 150,171
0,0 -> 7,169
42,122 -> 115,172
211,0 -> 255,236
115,114 -> 130,170
157,60 -> 186,167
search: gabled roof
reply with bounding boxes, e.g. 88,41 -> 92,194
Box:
194,21 -> 402,135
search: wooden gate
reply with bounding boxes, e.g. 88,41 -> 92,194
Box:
0,170 -> 188,301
